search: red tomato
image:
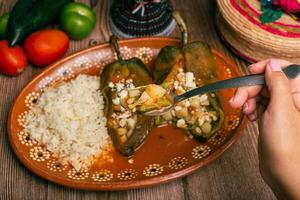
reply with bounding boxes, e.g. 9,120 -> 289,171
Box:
24,29 -> 69,67
0,40 -> 27,76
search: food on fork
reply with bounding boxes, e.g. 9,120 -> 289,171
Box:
121,84 -> 173,114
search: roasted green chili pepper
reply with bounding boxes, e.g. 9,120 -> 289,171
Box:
153,12 -> 224,140
100,36 -> 154,156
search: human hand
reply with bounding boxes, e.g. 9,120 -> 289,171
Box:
229,59 -> 300,199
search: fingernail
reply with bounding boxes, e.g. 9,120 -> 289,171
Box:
229,96 -> 235,104
243,102 -> 249,113
248,113 -> 257,121
269,60 -> 282,72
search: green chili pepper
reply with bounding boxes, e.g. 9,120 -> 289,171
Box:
100,36 -> 154,156
152,12 -> 224,140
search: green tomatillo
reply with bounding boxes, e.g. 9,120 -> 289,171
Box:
60,2 -> 96,40
0,13 -> 9,39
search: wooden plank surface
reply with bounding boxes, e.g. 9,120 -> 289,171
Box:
0,0 -> 275,199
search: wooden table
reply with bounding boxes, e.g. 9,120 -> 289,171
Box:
0,0 -> 276,199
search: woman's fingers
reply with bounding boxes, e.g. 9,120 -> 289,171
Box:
249,59 -> 292,74
265,60 -> 295,113
243,98 -> 257,121
238,95 -> 267,121
229,85 -> 262,108
247,111 -> 258,122
229,59 -> 292,109
290,76 -> 300,111
243,98 -> 256,115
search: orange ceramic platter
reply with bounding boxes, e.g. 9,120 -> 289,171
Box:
8,37 -> 246,190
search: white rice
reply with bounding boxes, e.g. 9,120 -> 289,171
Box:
24,75 -> 111,171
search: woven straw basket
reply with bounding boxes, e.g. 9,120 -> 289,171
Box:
217,0 -> 300,64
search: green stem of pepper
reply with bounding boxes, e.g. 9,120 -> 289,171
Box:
110,35 -> 123,61
172,11 -> 188,47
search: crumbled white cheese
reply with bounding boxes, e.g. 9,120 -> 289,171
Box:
198,118 -> 204,126
184,100 -> 190,107
185,72 -> 194,87
128,158 -> 134,164
119,90 -> 128,99
176,72 -> 185,83
108,82 -> 114,88
205,115 -> 212,122
177,119 -> 187,128
116,83 -> 125,92
112,97 -> 120,105
212,115 -> 218,121
174,106 -> 182,111
111,113 -> 117,119
201,100 -> 210,106
127,83 -> 135,89
195,127 -> 202,133
199,94 -> 210,106
119,119 -> 126,127
190,97 -> 200,108
189,82 -> 197,88
120,106 -> 126,112
117,111 -> 132,120
199,94 -> 208,102
174,81 -> 179,89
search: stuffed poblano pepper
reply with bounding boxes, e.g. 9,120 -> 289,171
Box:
152,12 -> 224,141
100,36 -> 154,156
